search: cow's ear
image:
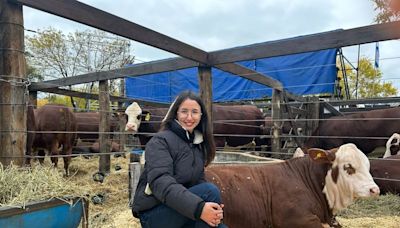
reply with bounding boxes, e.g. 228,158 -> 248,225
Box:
308,148 -> 334,163
142,111 -> 151,121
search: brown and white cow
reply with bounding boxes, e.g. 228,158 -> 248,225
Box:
124,102 -> 265,149
370,155 -> 400,195
205,143 -> 379,228
33,104 -> 77,176
302,107 -> 400,154
383,133 -> 400,158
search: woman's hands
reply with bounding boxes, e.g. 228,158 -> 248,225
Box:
200,202 -> 224,227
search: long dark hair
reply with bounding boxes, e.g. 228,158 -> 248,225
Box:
160,91 -> 216,166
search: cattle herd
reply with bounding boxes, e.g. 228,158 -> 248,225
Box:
23,102 -> 400,227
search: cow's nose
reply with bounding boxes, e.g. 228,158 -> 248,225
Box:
125,123 -> 136,131
370,186 -> 380,196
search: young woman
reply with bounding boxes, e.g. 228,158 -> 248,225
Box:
132,91 -> 226,228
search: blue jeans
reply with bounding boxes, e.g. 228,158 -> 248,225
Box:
139,182 -> 228,228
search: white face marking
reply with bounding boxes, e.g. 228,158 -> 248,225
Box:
384,133 -> 400,158
124,102 -> 142,133
323,143 -> 380,213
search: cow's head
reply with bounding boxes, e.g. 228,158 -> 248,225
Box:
308,143 -> 380,214
124,102 -> 142,133
383,133 -> 400,158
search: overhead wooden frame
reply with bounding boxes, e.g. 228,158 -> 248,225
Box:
18,0 -> 282,91
19,0 -> 400,99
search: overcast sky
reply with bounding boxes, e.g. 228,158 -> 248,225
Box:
23,0 -> 400,90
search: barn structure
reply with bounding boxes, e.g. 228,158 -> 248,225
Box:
1,0 -> 400,167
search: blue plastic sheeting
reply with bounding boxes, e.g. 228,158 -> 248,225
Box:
125,49 -> 337,103
0,200 -> 84,228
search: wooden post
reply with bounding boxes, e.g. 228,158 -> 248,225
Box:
0,0 -> 26,166
198,66 -> 213,126
99,80 -> 111,174
271,89 -> 282,158
117,78 -> 126,153
306,97 -> 320,137
128,162 -> 141,206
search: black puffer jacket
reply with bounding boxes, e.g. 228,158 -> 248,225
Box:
132,125 -> 206,220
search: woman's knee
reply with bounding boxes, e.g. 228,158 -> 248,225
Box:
191,182 -> 222,202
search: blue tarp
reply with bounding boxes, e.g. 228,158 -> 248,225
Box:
125,49 -> 338,103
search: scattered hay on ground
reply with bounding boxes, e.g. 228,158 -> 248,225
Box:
337,194 -> 400,227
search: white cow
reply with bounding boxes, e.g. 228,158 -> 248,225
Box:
124,102 -> 142,133
383,133 -> 400,158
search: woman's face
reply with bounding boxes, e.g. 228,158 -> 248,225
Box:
176,98 -> 202,133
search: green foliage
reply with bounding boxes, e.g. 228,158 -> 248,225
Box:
26,64 -> 43,82
337,57 -> 397,98
25,27 -> 135,107
372,0 -> 400,23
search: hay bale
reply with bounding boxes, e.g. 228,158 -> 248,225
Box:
0,163 -> 87,208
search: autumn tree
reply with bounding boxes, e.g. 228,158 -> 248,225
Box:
372,0 -> 400,23
25,28 -> 135,109
337,57 -> 397,98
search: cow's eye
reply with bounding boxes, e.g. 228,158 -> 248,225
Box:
137,115 -> 141,120
343,164 -> 355,175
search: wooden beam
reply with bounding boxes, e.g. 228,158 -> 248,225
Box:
29,57 -> 199,91
208,21 -> 400,65
17,0 -> 208,63
40,88 -> 169,107
322,101 -> 344,116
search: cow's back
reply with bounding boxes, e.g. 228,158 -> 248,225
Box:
307,107 -> 400,153
35,104 -> 77,147
213,105 -> 263,147
75,112 -> 120,142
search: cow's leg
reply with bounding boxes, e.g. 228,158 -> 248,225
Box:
38,149 -> 46,164
25,148 -> 32,167
62,144 -> 72,177
50,141 -> 59,168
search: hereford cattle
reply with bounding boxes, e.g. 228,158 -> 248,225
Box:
383,133 -> 400,158
33,104 -> 77,176
302,107 -> 400,154
74,112 -> 120,143
370,155 -> 400,195
205,143 -> 379,228
124,102 -> 265,149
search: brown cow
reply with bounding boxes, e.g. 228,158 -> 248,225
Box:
33,104 -> 77,176
303,107 -> 400,154
370,155 -> 400,195
205,143 -> 379,228
74,112 -> 119,143
124,102 -> 265,149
